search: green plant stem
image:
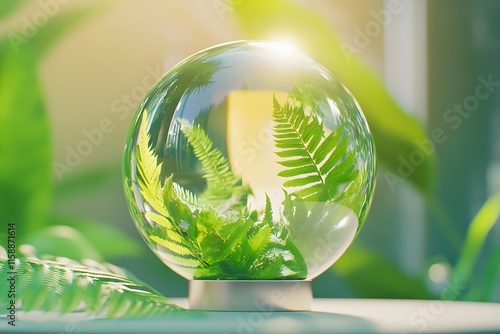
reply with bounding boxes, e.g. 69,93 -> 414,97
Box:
444,192 -> 500,299
479,246 -> 500,301
425,193 -> 464,253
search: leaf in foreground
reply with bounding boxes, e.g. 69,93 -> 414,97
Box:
0,38 -> 52,240
0,251 -> 183,318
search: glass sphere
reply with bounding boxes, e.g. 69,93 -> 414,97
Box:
123,41 -> 375,281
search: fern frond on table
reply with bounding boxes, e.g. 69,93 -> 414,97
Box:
0,252 -> 182,318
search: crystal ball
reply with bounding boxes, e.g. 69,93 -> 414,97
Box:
123,41 -> 375,281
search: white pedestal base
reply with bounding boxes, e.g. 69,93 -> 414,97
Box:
188,280 -> 312,311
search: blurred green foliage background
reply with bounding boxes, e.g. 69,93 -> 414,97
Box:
0,0 -> 499,303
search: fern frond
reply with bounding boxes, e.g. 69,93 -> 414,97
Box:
272,97 -> 358,201
179,119 -> 250,207
264,194 -> 273,225
135,112 -> 169,216
160,253 -> 200,269
173,182 -> 206,211
0,252 -> 183,318
145,211 -> 174,230
242,224 -> 271,272
216,220 -> 252,259
251,257 -> 285,279
135,115 -> 203,270
248,224 -> 271,255
150,235 -> 194,256
133,115 -> 307,280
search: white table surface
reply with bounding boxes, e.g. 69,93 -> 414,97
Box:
2,298 -> 500,333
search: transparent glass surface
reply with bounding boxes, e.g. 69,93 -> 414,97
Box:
123,41 -> 376,280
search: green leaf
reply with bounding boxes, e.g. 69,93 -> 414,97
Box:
279,158 -> 312,168
320,137 -> 348,175
150,235 -> 193,256
136,114 -> 307,280
446,192 -> 500,299
0,250 -> 184,317
479,246 -> 500,301
252,257 -> 285,279
135,119 -> 202,268
234,0 -> 437,194
135,117 -> 203,268
314,131 -> 339,163
173,182 -> 206,211
333,243 -> 434,299
180,120 -> 251,207
162,253 -> 200,269
145,211 -> 174,229
264,194 -> 273,225
273,98 -> 357,202
0,4 -> 99,244
283,175 -> 322,188
50,216 -> 143,259
295,183 -> 324,198
135,113 -> 169,216
215,220 -> 252,261
19,225 -> 103,261
0,38 -> 52,239
247,224 -> 271,262
276,148 -> 308,158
